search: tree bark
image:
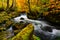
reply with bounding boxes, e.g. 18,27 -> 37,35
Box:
1,0 -> 4,8
6,0 -> 9,10
9,0 -> 16,11
28,0 -> 31,13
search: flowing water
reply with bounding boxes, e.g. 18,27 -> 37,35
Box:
12,13 -> 60,40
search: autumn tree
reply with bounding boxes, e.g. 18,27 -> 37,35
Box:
28,0 -> 31,13
0,0 -> 4,7
0,0 -> 4,11
11,0 -> 16,8
6,0 -> 9,11
9,0 -> 16,11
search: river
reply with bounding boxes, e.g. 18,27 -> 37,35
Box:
7,13 -> 59,40
13,13 -> 60,36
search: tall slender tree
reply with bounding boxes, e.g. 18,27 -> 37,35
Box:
6,0 -> 9,11
12,0 -> 16,8
0,0 -> 4,11
2,0 -> 4,7
9,0 -> 16,11
28,0 -> 31,13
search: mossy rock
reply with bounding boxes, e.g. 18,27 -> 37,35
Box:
11,23 -> 40,40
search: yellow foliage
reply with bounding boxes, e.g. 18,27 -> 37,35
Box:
0,0 -> 12,9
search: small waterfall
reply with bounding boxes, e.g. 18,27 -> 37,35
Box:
13,14 -> 60,40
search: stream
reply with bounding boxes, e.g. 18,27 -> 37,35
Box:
7,13 -> 60,40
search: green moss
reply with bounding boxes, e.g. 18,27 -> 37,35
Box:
12,23 -> 34,40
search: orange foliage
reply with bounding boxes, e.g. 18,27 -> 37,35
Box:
16,0 -> 39,13
50,0 -> 55,2
15,0 -> 60,13
16,0 -> 28,12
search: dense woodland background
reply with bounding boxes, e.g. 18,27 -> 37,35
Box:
0,0 -> 59,12
0,0 -> 60,40
0,0 -> 60,23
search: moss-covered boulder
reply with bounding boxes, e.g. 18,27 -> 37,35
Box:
12,23 -> 40,40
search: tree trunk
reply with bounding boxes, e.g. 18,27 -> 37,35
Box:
28,0 -> 31,13
9,0 -> 16,11
7,0 -> 9,9
6,0 -> 9,10
2,0 -> 4,7
12,0 -> 16,8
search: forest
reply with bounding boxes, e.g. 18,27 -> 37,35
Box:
0,0 -> 60,40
